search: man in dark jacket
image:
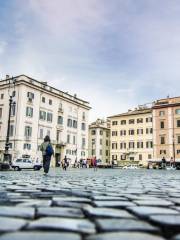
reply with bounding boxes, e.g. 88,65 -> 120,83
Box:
40,135 -> 54,174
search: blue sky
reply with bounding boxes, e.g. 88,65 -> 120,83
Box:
1,0 -> 180,121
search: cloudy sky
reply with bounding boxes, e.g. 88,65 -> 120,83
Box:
0,0 -> 180,121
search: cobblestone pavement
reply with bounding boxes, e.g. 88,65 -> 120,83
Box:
0,168 -> 180,240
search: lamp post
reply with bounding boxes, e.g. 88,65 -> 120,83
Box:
1,78 -> 16,170
92,139 -> 95,157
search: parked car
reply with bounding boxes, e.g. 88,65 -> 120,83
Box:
11,158 -> 42,171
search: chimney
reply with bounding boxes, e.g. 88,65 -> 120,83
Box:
74,94 -> 77,98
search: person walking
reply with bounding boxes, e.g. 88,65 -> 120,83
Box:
92,156 -> 97,171
161,156 -> 166,169
40,135 -> 54,175
63,155 -> 68,171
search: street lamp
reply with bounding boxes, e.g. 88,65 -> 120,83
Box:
92,139 -> 95,157
1,78 -> 16,170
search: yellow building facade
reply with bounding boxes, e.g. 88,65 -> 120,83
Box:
109,108 -> 153,167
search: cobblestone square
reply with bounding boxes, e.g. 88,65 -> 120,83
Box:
0,169 -> 180,240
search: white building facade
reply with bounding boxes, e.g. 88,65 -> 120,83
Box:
0,75 -> 90,166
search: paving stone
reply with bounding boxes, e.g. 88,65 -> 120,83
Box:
17,199 -> 52,207
149,214 -> 180,226
27,217 -> 96,234
37,207 -> 84,218
86,232 -> 165,240
53,197 -> 91,203
96,218 -> 158,232
92,196 -> 127,201
128,206 -> 179,217
0,207 -> 34,219
94,201 -> 135,208
0,217 -> 27,232
84,206 -> 135,218
0,232 -> 81,240
134,199 -> 174,207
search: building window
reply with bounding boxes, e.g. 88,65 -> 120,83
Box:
137,118 -> 143,123
56,130 -> 60,142
112,155 -> 117,160
177,120 -> 180,127
106,131 -> 109,137
112,121 -> 118,125
129,119 -> 135,124
26,107 -> 33,117
121,154 -> 126,160
40,129 -> 43,139
148,154 -> 152,159
91,130 -> 96,135
82,112 -> 86,121
10,104 -> 16,116
1,94 -> 4,99
67,119 -> 72,127
120,130 -> 126,136
0,108 -> 2,118
42,97 -> 45,103
39,111 -> 46,120
100,130 -> 103,135
160,150 -> 166,154
159,111 -> 165,116
120,142 -> 126,149
137,141 -> 143,148
106,140 -> 109,146
175,109 -> 180,115
130,157 -> 134,161
67,134 -> 70,144
129,129 -> 134,135
139,154 -> 142,161
57,116 -> 63,125
121,120 -> 126,125
112,131 -> 118,136
82,138 -> 85,147
9,143 -> 13,149
160,121 -> 164,129
146,141 -> 153,148
177,136 -> 180,144
160,136 -> 165,144
137,129 -> 143,135
177,150 -> 180,154
100,139 -> 102,145
49,99 -> 52,105
73,136 -> 76,145
146,117 -> 152,122
81,123 -> 86,131
112,143 -> 117,149
25,126 -> 32,137
99,149 -> 102,155
9,125 -> 14,137
129,142 -> 135,149
23,143 -> 31,150
27,92 -> 34,101
106,150 -> 109,156
73,120 -> 77,128
47,113 -> 53,122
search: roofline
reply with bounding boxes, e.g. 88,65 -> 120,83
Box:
0,74 -> 90,105
108,108 -> 152,118
152,102 -> 180,109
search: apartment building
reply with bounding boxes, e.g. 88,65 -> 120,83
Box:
0,75 -> 90,166
88,119 -> 110,164
109,107 -> 153,167
153,97 -> 180,162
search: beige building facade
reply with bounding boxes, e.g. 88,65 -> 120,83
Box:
88,119 -> 110,164
0,75 -> 90,166
109,108 -> 153,167
153,97 -> 180,162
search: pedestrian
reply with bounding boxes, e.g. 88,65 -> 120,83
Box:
170,157 -> 175,168
40,135 -> 54,175
63,155 -> 68,171
161,156 -> 166,169
92,156 -> 97,171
